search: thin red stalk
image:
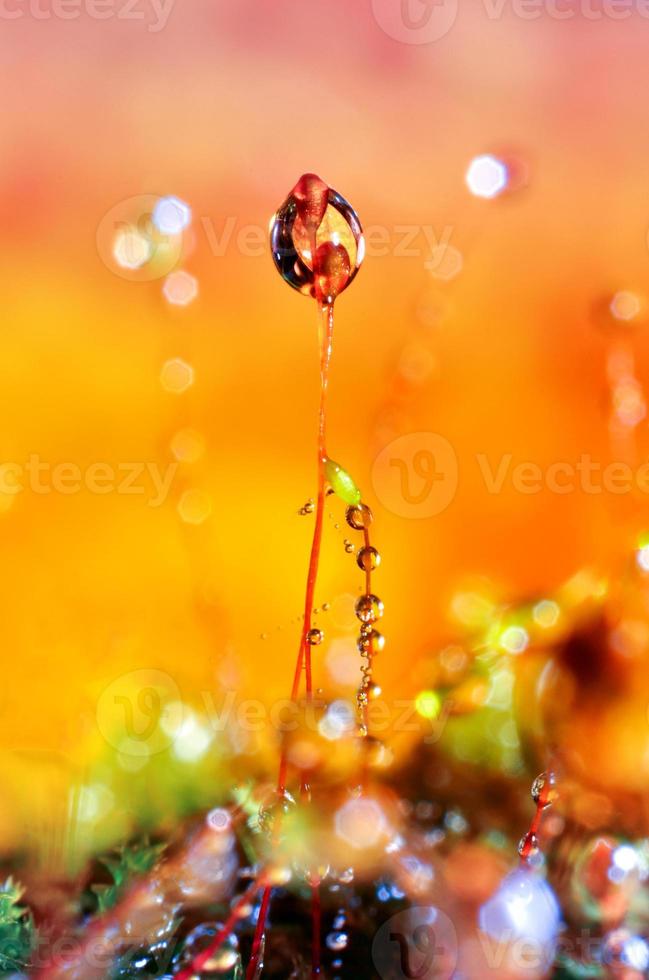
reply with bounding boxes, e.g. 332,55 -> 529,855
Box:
278,301 -> 334,789
174,876 -> 265,980
311,882 -> 322,977
256,301 -> 334,973
302,300 -> 334,703
519,802 -> 545,868
529,806 -> 543,836
245,883 -> 273,979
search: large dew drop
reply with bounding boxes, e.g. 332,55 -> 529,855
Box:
270,173 -> 364,303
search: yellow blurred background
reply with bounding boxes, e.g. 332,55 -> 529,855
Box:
2,0 -> 649,864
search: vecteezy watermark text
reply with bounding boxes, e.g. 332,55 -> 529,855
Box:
371,0 -> 649,46
483,0 -> 649,20
476,452 -> 649,495
0,0 -> 175,31
96,193 -> 456,282
200,218 -> 453,261
372,432 -> 649,519
95,668 -> 454,757
0,455 -> 176,507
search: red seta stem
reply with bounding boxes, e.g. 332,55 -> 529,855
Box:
301,300 -> 334,703
174,875 -> 266,980
252,300 -> 334,975
309,871 -> 322,972
175,308 -> 335,978
245,882 -> 273,979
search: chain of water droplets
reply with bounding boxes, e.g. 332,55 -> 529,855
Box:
344,503 -> 384,740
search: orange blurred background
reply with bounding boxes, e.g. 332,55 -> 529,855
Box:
2,0 -> 649,861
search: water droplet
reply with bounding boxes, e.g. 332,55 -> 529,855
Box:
293,860 -> 330,886
357,630 -> 385,656
180,922 -> 241,976
310,863 -> 331,886
343,539 -> 355,554
307,628 -> 324,646
518,831 -> 540,860
299,499 -> 315,515
257,791 -> 296,838
356,546 -> 381,572
326,931 -> 349,952
270,174 -> 363,302
531,771 -> 557,809
346,504 -> 373,531
355,594 -> 384,624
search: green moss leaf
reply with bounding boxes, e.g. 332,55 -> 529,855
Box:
0,877 -> 36,974
91,838 -> 166,915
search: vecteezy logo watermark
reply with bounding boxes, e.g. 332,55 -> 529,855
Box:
372,432 -> 459,519
371,0 -> 459,44
0,455 -> 176,507
0,0 -> 175,31
97,194 -> 186,282
373,907 -> 458,979
96,669 -> 184,757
